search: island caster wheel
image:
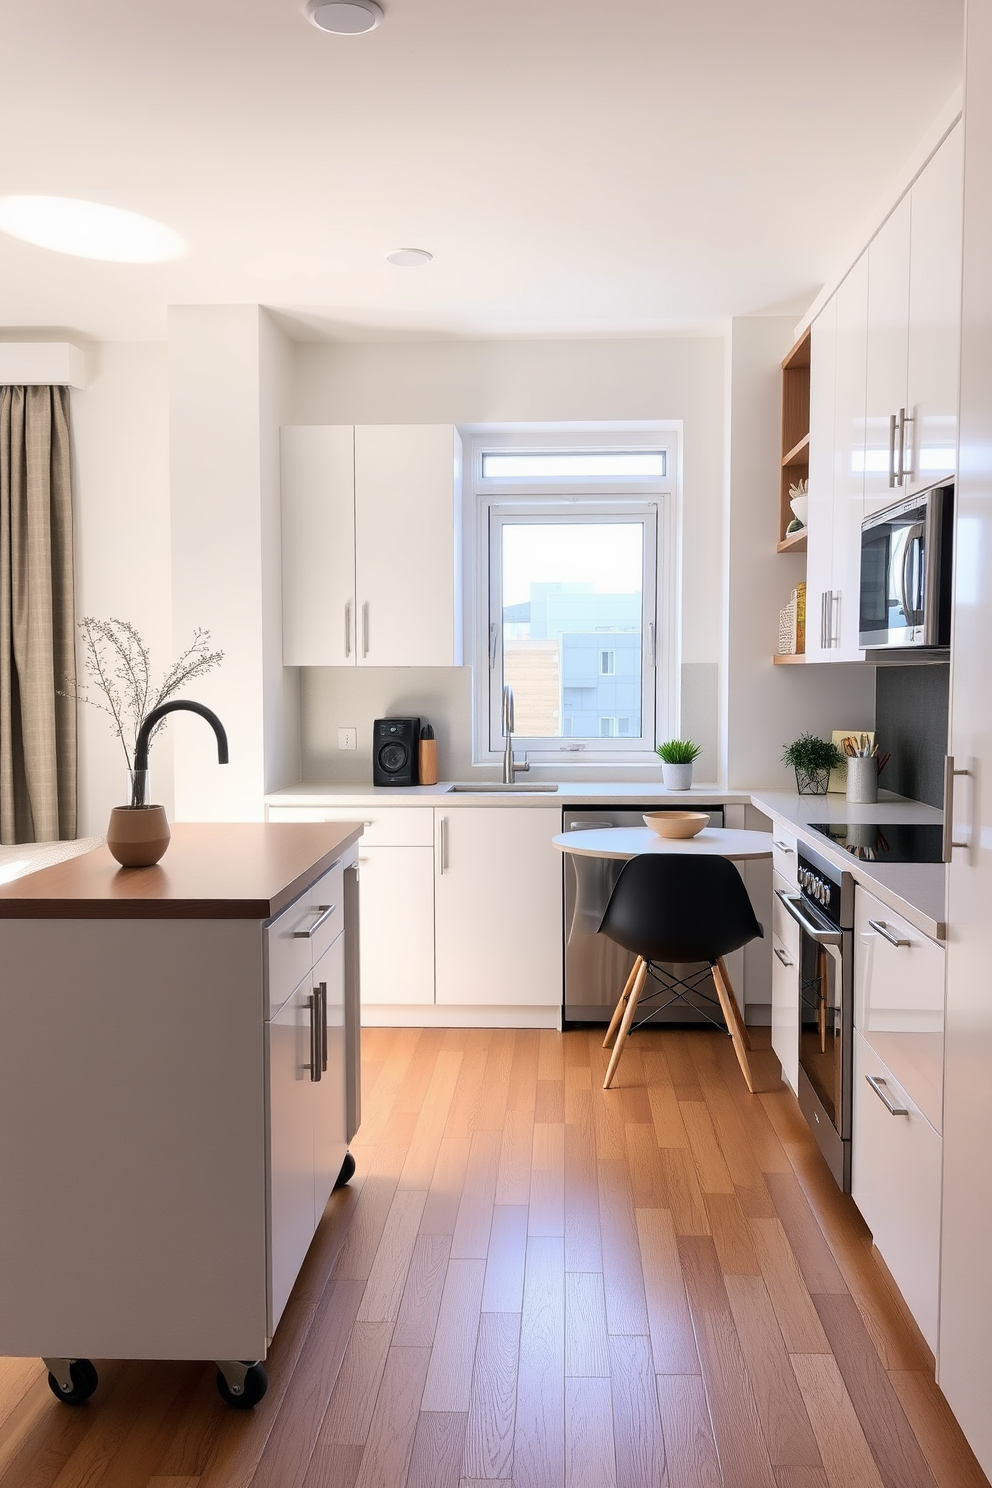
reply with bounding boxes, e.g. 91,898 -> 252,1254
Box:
45,1358 -> 98,1406
334,1150 -> 356,1189
215,1360 -> 267,1410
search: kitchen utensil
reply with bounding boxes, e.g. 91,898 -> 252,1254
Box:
642,811 -> 709,839
419,722 -> 438,786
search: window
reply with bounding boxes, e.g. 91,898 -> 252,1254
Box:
468,430 -> 680,763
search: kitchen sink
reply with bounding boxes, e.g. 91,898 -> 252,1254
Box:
445,782 -> 560,793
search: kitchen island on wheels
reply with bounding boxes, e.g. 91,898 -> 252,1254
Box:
0,822 -> 362,1410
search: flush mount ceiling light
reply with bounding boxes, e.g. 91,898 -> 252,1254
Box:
305,0 -> 383,33
0,196 -> 185,262
386,248 -> 433,267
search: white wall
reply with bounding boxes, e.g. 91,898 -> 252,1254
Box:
168,306 -> 298,820
70,342 -> 173,836
722,316 -> 875,789
292,335 -> 727,782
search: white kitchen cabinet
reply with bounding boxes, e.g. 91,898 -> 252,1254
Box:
938,35 -> 992,1467
356,845 -> 435,1006
280,426 -> 356,666
281,423 -> 463,667
770,872 -> 800,1093
865,196 -> 912,514
829,253 -> 869,659
852,1030 -> 941,1352
434,806 -> 563,1008
864,125 -> 964,514
854,886 -> 944,1131
805,296 -> 837,663
906,121 -> 964,495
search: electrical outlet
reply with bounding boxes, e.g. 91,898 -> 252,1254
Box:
338,727 -> 357,751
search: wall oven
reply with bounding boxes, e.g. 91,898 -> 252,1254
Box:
777,844 -> 855,1190
859,480 -> 953,650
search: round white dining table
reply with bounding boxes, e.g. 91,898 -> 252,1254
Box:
552,826 -> 774,861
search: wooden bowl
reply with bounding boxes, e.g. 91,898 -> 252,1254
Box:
642,811 -> 709,839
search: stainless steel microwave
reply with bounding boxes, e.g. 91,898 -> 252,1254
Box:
859,482 -> 953,650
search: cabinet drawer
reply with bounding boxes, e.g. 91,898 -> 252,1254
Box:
267,804 -> 433,847
771,828 -> 799,888
852,1031 -> 941,1351
854,887 -> 944,1130
265,862 -> 344,1016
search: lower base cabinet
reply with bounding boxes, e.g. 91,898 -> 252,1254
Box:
770,871 -> 800,1093
852,1029 -> 942,1351
357,845 -> 436,1005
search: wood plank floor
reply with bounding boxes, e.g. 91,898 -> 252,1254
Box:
1,1025 -> 988,1488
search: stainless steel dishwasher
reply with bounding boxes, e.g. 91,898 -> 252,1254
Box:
562,805 -> 725,1025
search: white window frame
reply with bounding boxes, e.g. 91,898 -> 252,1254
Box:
463,426 -> 682,767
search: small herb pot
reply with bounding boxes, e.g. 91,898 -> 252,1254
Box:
794,766 -> 830,795
661,762 -> 693,791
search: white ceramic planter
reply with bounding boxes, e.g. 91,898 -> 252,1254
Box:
661,762 -> 693,791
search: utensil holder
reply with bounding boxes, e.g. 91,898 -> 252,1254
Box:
846,756 -> 878,804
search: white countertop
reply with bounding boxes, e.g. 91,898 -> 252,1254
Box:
266,780 -> 946,940
750,790 -> 946,942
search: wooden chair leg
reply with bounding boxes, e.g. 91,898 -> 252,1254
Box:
603,959 -> 648,1090
603,957 -> 643,1049
711,956 -> 756,1094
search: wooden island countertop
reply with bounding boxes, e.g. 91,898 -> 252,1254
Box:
0,822 -> 363,920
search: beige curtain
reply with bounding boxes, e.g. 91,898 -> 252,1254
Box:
0,386 -> 76,843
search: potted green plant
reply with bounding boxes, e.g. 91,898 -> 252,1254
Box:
656,738 -> 702,790
782,732 -> 844,795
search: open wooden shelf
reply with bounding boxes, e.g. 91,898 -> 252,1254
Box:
779,329 -> 811,547
777,529 -> 807,554
773,653 -> 807,665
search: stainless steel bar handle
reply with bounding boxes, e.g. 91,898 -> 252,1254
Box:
319,980 -> 328,1073
772,840 -> 794,853
344,602 -> 352,658
362,602 -> 369,658
895,408 -> 907,485
943,755 -> 970,860
866,1074 -> 908,1116
437,817 -> 447,875
293,904 -> 336,939
773,945 -> 794,967
901,408 -> 915,480
776,889 -> 844,945
820,591 -> 828,650
888,413 -> 898,487
306,993 -> 320,1083
867,919 -> 911,948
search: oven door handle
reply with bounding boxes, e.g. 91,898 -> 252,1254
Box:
776,890 -> 844,945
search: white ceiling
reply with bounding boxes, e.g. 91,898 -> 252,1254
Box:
1,0 -> 964,343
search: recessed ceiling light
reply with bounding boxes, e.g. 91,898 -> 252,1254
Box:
305,0 -> 383,34
0,196 -> 185,262
386,248 -> 433,267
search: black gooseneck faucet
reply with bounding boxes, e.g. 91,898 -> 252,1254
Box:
132,701 -> 229,805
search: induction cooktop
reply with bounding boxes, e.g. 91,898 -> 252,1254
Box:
809,822 -> 944,864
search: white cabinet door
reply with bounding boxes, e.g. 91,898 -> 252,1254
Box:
434,807 -> 563,1008
312,932 -> 348,1220
806,298 -> 838,662
267,976 -> 316,1333
354,425 -> 463,667
357,845 -> 436,1006
831,253 -> 869,660
907,123 -> 964,495
771,875 -> 800,1093
865,197 -> 911,514
852,1031 -> 941,1352
854,887 -> 944,1131
281,426 -> 356,666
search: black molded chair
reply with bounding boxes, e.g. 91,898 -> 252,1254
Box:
597,854 -> 764,1091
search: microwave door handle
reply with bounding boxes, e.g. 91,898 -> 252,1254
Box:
901,523 -> 926,626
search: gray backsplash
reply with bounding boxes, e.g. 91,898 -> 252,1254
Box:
874,663 -> 950,808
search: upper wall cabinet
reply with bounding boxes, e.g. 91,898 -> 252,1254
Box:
865,122 -> 964,514
281,424 -> 463,668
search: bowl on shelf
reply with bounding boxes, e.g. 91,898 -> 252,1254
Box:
790,495 -> 809,527
642,811 -> 709,839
